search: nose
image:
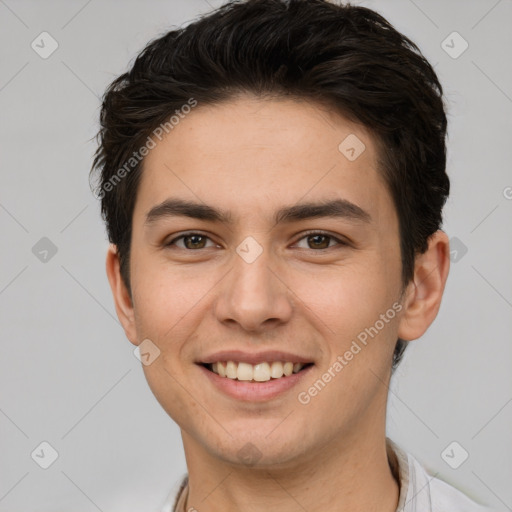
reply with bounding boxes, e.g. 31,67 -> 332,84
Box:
213,243 -> 294,333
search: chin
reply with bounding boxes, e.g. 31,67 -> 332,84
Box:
206,430 -> 309,469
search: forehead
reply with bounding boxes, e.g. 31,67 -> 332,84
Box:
134,96 -> 394,227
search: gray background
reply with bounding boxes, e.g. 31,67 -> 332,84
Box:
0,0 -> 511,510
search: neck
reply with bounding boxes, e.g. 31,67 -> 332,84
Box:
180,426 -> 400,512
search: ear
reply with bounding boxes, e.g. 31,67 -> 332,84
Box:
105,244 -> 138,345
397,230 -> 450,341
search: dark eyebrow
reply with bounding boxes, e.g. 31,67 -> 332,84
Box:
274,198 -> 371,224
145,198 -> 233,225
145,197 -> 371,226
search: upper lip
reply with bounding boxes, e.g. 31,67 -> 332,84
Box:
198,350 -> 314,365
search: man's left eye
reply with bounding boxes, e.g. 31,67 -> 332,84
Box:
293,232 -> 346,250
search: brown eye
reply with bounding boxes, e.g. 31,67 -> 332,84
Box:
166,233 -> 216,250
294,231 -> 346,250
183,234 -> 207,249
307,234 -> 331,249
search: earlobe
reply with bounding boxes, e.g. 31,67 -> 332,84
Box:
105,244 -> 138,345
397,230 -> 450,342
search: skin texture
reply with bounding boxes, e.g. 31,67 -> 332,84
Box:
106,95 -> 450,512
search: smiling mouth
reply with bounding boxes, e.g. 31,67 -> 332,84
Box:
201,361 -> 314,382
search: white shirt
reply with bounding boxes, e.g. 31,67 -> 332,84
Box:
160,438 -> 498,512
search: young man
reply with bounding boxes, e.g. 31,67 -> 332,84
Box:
91,1 -> 497,510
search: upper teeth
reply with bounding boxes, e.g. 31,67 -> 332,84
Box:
210,361 -> 305,381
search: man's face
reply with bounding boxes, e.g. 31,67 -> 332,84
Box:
123,95 -> 405,467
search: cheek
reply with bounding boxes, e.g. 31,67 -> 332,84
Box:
294,266 -> 400,425
291,259 -> 393,333
131,257 -> 214,338
141,361 -> 200,436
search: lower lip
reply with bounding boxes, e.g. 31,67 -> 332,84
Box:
197,364 -> 314,402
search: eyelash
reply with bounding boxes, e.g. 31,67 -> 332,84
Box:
165,230 -> 348,251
